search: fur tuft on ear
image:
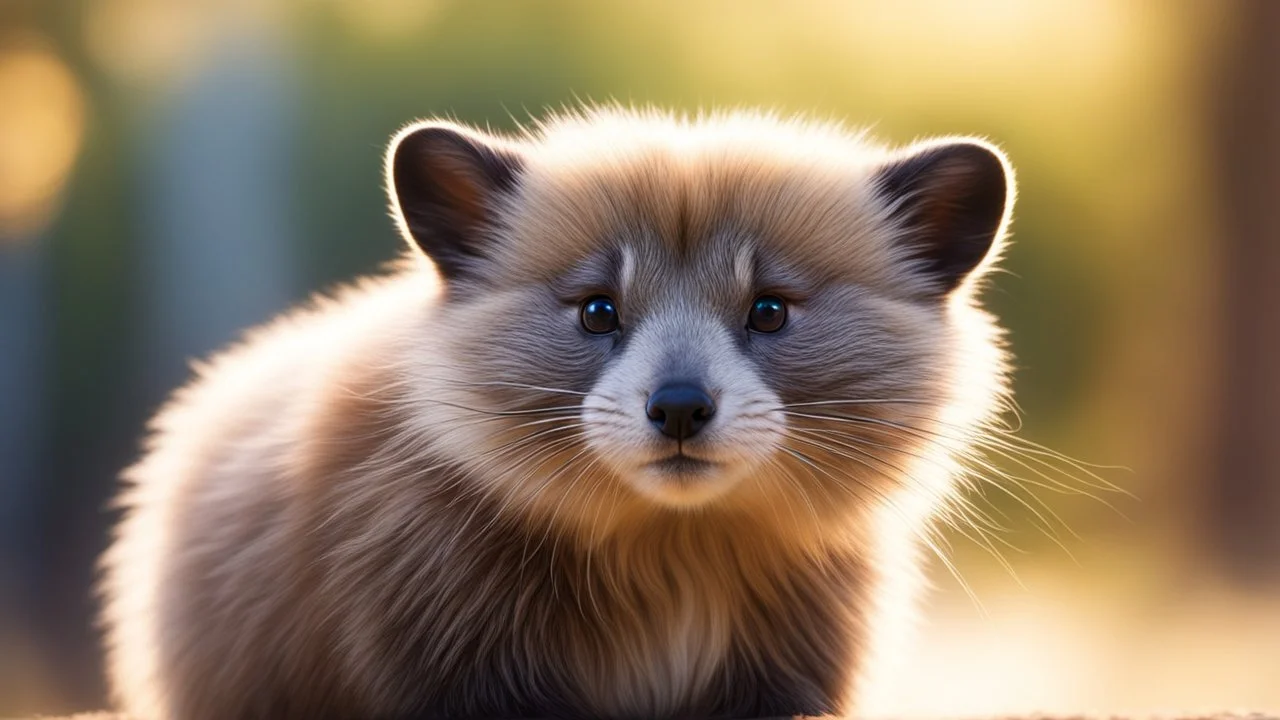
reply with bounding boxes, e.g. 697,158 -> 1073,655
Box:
385,121 -> 524,282
872,139 -> 1013,295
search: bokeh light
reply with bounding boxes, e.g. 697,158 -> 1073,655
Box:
0,37 -> 86,242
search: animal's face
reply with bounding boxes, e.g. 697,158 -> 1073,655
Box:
389,110 -> 1012,537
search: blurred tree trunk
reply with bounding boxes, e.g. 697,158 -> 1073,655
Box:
0,240 -> 50,712
140,34 -> 299,394
1208,1 -> 1280,586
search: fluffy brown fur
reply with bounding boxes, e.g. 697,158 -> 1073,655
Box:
99,107 -> 1016,719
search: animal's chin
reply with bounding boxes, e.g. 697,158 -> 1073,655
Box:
630,454 -> 739,507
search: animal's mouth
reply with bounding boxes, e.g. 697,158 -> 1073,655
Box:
631,451 -> 745,506
646,454 -> 717,475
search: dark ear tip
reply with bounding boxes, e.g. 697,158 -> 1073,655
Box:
943,142 -> 1010,228
874,138 -> 1014,295
387,122 -> 473,188
911,140 -> 1011,202
384,121 -> 524,283
389,122 -> 473,158
935,139 -> 1009,170
951,139 -> 1007,173
875,139 -> 1012,221
941,140 -> 1010,201
389,121 -> 523,199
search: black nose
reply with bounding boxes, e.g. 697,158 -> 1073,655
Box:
646,383 -> 716,440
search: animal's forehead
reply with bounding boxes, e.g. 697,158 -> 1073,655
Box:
540,231 -> 753,308
620,231 -> 760,304
492,150 -> 910,295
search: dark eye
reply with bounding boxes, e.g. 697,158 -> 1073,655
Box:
580,295 -> 620,334
748,295 -> 787,333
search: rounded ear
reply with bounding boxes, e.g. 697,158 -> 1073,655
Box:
385,121 -> 524,282
872,139 -> 1013,295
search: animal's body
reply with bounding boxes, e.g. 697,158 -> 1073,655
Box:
99,108 -> 1015,719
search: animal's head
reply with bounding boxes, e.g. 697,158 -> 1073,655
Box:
387,109 -> 1013,545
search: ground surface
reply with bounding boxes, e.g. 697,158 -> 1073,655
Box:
24,707 -> 1274,712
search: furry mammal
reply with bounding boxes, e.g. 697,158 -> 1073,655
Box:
99,108 -> 1015,719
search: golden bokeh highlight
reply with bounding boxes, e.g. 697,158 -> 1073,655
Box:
0,40 -> 87,242
83,0 -> 213,85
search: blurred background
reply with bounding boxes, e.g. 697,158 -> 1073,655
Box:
1,0 -> 1277,716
